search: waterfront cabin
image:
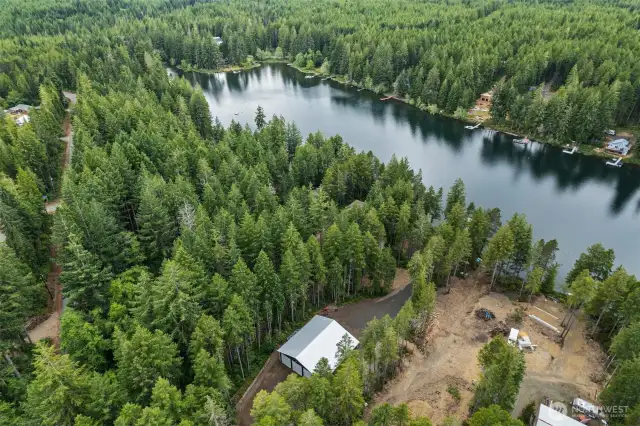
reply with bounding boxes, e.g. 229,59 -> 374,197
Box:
4,104 -> 32,126
606,138 -> 630,156
277,315 -> 357,377
480,92 -> 493,103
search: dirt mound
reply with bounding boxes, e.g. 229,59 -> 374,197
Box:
489,321 -> 510,337
475,308 -> 495,321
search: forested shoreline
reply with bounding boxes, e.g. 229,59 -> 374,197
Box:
2,0 -> 640,425
4,0 -> 640,152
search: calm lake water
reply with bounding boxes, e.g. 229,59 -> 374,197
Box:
174,63 -> 640,286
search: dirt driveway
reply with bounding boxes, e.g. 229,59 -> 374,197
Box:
373,274 -> 605,424
329,268 -> 412,338
235,351 -> 290,426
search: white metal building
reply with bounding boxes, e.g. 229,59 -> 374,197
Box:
277,315 -> 358,377
534,403 -> 586,426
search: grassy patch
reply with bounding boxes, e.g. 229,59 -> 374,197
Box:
447,385 -> 462,401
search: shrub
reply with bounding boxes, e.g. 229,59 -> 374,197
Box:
518,401 -> 536,423
447,385 -> 461,402
506,307 -> 525,326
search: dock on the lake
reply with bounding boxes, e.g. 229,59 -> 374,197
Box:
380,95 -> 398,101
562,146 -> 577,154
606,157 -> 623,167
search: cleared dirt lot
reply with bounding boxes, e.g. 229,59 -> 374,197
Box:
373,273 -> 605,424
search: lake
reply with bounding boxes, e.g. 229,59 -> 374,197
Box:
174,63 -> 640,286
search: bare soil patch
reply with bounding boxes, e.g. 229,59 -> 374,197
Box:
373,274 -> 605,424
391,268 -> 411,292
27,311 -> 60,344
236,351 -> 290,426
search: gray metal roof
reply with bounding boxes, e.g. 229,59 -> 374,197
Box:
608,138 -> 629,147
277,315 -> 358,372
8,104 -> 31,112
278,315 -> 334,359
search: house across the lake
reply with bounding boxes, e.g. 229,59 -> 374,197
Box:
480,92 -> 493,103
277,315 -> 357,377
4,104 -> 32,126
606,138 -> 630,156
6,104 -> 32,115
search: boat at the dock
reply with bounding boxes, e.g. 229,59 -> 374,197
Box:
513,137 -> 530,145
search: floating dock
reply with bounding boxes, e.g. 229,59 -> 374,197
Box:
464,122 -> 482,130
562,146 -> 577,154
305,75 -> 316,79
606,157 -> 622,167
513,137 -> 530,145
380,95 -> 398,101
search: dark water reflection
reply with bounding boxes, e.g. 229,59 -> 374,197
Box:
173,64 -> 640,284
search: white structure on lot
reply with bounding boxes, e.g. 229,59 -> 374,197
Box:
533,403 -> 585,426
277,315 -> 357,377
572,398 -> 601,419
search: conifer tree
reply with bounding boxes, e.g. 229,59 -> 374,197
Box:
255,106 -> 266,130
222,294 -> 253,379
60,309 -> 108,371
0,243 -> 41,340
61,233 -> 113,311
25,343 -> 92,426
113,326 -> 181,405
189,90 -> 213,140
280,249 -> 301,321
137,180 -> 176,269
483,225 -> 514,289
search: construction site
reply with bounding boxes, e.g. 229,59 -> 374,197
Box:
373,272 -> 607,424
